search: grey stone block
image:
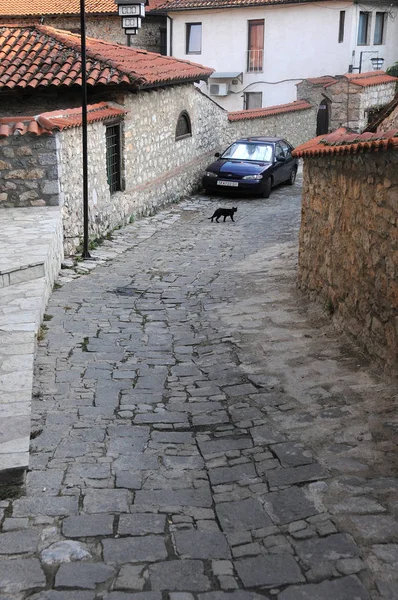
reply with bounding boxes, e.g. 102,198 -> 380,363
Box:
13,495 -> 78,517
134,487 -> 212,508
198,438 -> 252,456
235,554 -> 304,587
267,463 -> 327,488
174,530 -> 231,559
118,514 -> 166,536
0,530 -> 39,554
0,558 -> 45,594
216,498 -> 272,532
149,560 -> 211,591
105,594 -> 162,600
277,574 -> 371,599
262,486 -> 318,524
30,592 -> 95,600
63,514 -> 114,537
209,463 -> 257,485
294,533 -> 360,568
102,536 -> 167,563
198,593 -> 265,600
250,425 -> 286,445
348,515 -> 398,543
55,562 -> 115,589
270,442 -> 313,467
83,489 -> 130,513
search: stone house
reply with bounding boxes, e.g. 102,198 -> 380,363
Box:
0,0 -> 168,53
0,24 -> 315,254
293,127 -> 398,369
296,71 -> 398,134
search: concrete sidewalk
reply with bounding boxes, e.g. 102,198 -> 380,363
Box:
0,208 -> 63,474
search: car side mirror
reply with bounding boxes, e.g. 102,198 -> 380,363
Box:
275,155 -> 285,162
215,152 -> 220,158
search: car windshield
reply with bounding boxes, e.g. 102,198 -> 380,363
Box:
222,142 -> 273,162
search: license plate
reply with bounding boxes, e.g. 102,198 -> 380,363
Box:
217,180 -> 238,187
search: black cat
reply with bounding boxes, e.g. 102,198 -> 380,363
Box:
208,207 -> 237,222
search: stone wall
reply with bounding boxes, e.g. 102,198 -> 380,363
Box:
297,77 -> 397,133
0,15 -> 164,52
0,86 -> 316,254
227,106 -> 316,148
0,135 -> 61,208
59,86 -> 228,253
298,151 -> 398,368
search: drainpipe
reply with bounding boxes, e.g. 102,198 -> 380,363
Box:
167,15 -> 173,56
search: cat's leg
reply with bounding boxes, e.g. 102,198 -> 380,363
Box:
223,216 -> 227,222
231,216 -> 235,221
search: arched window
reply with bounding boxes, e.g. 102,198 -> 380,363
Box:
175,111 -> 192,140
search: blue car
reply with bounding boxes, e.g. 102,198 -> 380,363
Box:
202,136 -> 298,198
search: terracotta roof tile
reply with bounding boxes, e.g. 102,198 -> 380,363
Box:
228,100 -> 312,121
0,102 -> 127,136
343,70 -> 398,88
0,25 -> 212,91
0,0 -> 169,15
292,127 -> 398,158
303,75 -> 337,86
154,0 -> 323,10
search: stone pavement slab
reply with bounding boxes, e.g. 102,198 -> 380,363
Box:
1,185 -> 397,598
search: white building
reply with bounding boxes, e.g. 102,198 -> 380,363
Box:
159,0 -> 398,111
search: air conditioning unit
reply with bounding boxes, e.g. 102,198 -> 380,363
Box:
209,83 -> 229,96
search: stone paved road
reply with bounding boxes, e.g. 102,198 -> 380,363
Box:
1,178 -> 397,600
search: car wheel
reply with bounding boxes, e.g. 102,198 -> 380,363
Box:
286,167 -> 297,185
261,177 -> 272,198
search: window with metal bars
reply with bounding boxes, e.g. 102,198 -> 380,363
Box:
106,123 -> 121,193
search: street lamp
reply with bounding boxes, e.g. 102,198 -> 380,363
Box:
370,57 -> 385,71
114,1 -> 147,38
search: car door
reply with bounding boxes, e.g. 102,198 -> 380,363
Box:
274,142 -> 288,184
280,140 -> 295,179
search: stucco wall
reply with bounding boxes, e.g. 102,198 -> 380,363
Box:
167,2 -> 398,111
298,151 -> 398,368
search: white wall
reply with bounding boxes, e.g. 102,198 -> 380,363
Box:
168,1 -> 398,111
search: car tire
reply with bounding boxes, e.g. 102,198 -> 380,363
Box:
261,177 -> 272,198
286,167 -> 297,185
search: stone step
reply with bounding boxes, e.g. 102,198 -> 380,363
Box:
0,262 -> 45,289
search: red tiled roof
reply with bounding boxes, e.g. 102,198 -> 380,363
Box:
303,76 -> 337,86
301,71 -> 397,89
0,25 -> 212,91
343,71 -> 397,88
292,127 -> 398,158
0,0 -> 165,16
154,0 -> 326,10
0,102 -> 127,136
228,100 -> 312,121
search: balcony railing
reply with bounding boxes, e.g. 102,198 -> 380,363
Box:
247,49 -> 264,72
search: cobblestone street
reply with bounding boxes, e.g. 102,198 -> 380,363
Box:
1,177 -> 397,600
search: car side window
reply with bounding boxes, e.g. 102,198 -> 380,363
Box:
275,143 -> 285,159
280,141 -> 291,157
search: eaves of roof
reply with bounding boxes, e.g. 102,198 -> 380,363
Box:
0,0 -> 165,16
0,102 -> 127,136
228,99 -> 312,121
0,24 -> 213,93
153,0 -> 330,12
292,127 -> 398,158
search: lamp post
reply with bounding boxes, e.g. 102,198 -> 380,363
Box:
80,0 -> 91,259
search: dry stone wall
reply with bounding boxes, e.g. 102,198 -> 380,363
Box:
0,135 -> 61,208
0,85 -> 316,254
298,151 -> 398,368
227,106 -> 316,148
